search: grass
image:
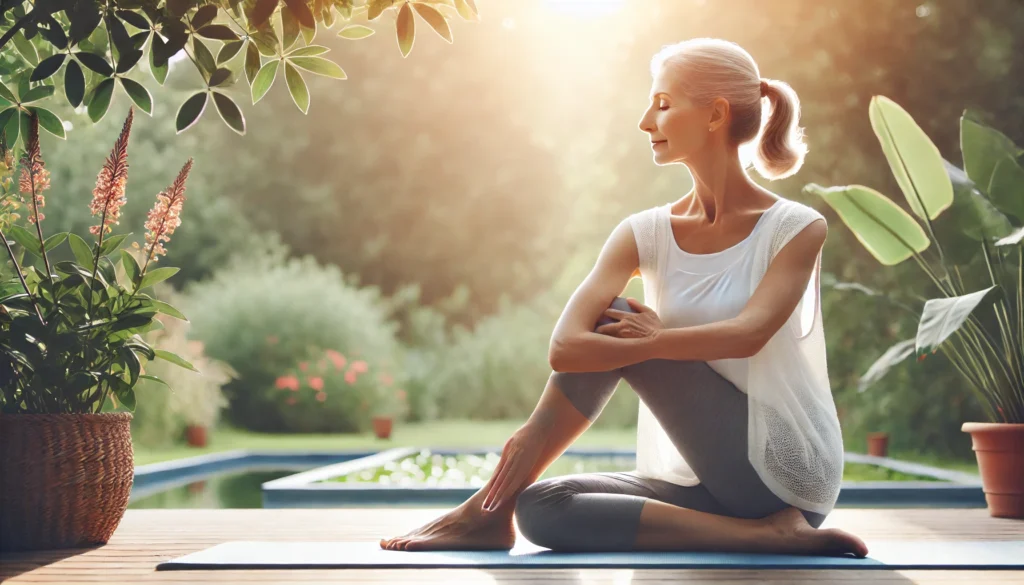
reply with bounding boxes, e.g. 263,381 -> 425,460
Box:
133,420 -> 638,466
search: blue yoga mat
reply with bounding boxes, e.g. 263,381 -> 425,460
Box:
157,540 -> 1024,570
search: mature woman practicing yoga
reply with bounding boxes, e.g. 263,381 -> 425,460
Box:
381,38 -> 867,557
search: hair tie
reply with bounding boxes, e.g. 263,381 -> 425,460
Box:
759,79 -> 769,97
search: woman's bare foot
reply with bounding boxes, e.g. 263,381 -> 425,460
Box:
764,507 -> 869,558
379,490 -> 516,551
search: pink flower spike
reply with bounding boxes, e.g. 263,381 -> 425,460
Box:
344,370 -> 358,385
89,109 -> 132,238
274,376 -> 290,390
308,376 -> 324,391
351,360 -> 368,373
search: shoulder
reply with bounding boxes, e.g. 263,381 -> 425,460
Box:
769,199 -> 827,257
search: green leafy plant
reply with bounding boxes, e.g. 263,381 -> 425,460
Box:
805,96 -> 1024,424
0,0 -> 479,141
0,107 -> 197,414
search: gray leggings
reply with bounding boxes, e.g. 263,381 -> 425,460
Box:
513,297 -> 827,552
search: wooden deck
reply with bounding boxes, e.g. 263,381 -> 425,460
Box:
2,508 -> 1022,584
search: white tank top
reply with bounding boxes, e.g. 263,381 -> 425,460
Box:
627,197 -> 843,515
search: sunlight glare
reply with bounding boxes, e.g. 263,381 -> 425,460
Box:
545,0 -> 627,16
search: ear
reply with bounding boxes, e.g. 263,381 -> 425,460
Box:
708,97 -> 730,132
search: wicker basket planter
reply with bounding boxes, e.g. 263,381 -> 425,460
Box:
0,413 -> 134,552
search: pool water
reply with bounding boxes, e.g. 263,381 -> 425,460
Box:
324,450 -> 939,486
129,469 -> 300,509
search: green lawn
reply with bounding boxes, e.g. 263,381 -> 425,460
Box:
133,420 -> 638,466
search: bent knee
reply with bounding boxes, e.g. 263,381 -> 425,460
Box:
514,479 -> 577,549
595,296 -> 640,330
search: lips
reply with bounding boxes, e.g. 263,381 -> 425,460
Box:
651,140 -> 667,146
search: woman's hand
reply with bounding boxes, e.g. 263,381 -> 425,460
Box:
595,297 -> 665,340
480,425 -> 546,512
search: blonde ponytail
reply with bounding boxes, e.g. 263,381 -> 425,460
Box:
754,78 -> 807,180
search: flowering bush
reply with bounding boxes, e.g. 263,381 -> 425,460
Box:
271,346 -> 407,433
181,250 -> 402,431
0,108 -> 197,414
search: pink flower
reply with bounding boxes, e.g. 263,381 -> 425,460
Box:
308,376 -> 324,391
19,116 -> 49,225
275,375 -> 300,391
325,350 -> 346,371
351,360 -> 368,373
344,370 -> 358,385
137,158 -> 191,270
89,109 -> 132,237
315,392 -> 327,403
299,361 -> 309,372
286,397 -> 297,405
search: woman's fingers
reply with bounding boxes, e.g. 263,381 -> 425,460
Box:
482,448 -> 514,509
489,459 -> 527,511
484,452 -> 520,511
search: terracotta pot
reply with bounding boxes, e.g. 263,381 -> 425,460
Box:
372,416 -> 393,440
184,424 -> 207,448
0,413 -> 134,551
866,432 -> 889,457
962,422 -> 1024,519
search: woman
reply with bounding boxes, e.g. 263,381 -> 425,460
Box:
380,38 -> 867,557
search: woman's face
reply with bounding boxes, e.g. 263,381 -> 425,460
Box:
638,66 -> 719,165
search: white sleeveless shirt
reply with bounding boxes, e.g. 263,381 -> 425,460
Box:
627,197 -> 843,515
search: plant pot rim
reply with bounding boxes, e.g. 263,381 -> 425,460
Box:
0,412 -> 132,420
866,432 -> 889,438
962,422 -> 1024,433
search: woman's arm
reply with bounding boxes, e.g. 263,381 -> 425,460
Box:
547,218 -> 647,373
552,218 -> 827,372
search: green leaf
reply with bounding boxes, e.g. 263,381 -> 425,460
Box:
99,233 -> 132,257
251,59 -> 279,104
396,1 -> 415,57
87,78 -> 116,123
154,348 -> 199,372
106,374 -> 137,411
3,107 -> 20,147
868,95 -> 953,221
111,312 -> 154,332
986,156 -> 1024,222
250,26 -> 280,57
413,3 -> 452,42
31,54 -> 67,82
287,45 -> 330,57
929,161 -> 1011,266
9,225 -> 43,257
283,0 -> 316,28
175,92 -> 208,133
150,299 -> 188,320
68,233 -> 95,269
139,266 -> 179,289
198,25 -> 238,41
284,62 -> 309,113
282,4 -> 301,51
338,25 -> 375,40
916,286 -> 998,355
63,59 -> 85,107
212,92 -> 246,135
209,68 -> 234,87
218,40 -> 245,64
301,21 -> 316,45
119,78 -> 152,115
244,42 -> 262,85
76,52 -> 114,76
805,183 -> 930,266
288,57 -> 346,79
367,0 -> 393,20
139,374 -> 170,389
120,345 -> 142,386
42,232 -> 68,252
120,249 -> 141,286
455,0 -> 478,20
191,4 -> 219,29
0,82 -> 17,103
13,32 -> 39,66
150,39 -> 169,85
192,38 -> 217,80
26,107 -> 65,139
857,338 -> 916,393
20,85 -> 55,104
961,111 -> 1024,194
0,108 -> 18,140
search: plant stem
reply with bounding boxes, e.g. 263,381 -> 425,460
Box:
0,227 -> 45,325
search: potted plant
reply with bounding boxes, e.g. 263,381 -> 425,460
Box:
805,97 -> 1024,518
372,386 -> 409,440
866,432 -> 889,457
1,109 -> 198,551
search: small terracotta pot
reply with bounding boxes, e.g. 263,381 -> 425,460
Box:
372,416 -> 393,440
184,425 -> 207,448
962,422 -> 1024,519
866,432 -> 889,457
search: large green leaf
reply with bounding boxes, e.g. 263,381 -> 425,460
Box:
68,233 -> 95,268
986,156 -> 1024,222
64,60 -> 85,107
244,42 -> 262,85
87,78 -> 116,123
212,92 -> 246,135
28,107 -> 66,139
42,232 -> 67,252
961,110 -> 1024,195
150,299 -> 187,320
930,160 -> 1011,265
288,57 -> 346,79
154,348 -> 198,372
119,78 -> 152,115
175,92 -> 208,133
120,249 -> 141,286
8,225 -> 43,257
805,183 -> 930,265
868,95 -> 953,221
916,286 -> 998,355
139,266 -> 179,289
251,60 -> 279,104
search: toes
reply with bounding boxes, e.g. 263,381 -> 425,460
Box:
379,538 -> 389,549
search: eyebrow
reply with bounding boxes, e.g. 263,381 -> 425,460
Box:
649,91 -> 669,101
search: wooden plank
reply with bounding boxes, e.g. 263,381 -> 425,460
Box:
1,508 -> 1021,584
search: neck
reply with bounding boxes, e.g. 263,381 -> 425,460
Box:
679,147 -> 760,225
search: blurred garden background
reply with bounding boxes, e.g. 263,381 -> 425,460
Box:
7,0 -> 1023,471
